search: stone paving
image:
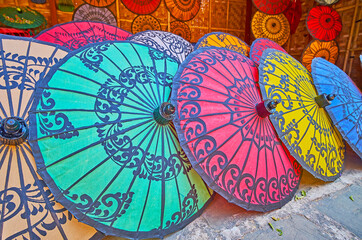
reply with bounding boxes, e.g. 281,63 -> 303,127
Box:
105,145 -> 362,240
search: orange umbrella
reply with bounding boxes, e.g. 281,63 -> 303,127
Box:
165,0 -> 201,21
302,40 -> 338,72
131,15 -> 161,34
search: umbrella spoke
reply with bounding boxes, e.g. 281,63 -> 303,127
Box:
0,146 -> 12,233
0,40 -> 14,116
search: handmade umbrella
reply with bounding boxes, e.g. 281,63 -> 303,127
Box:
312,57 -> 362,159
250,38 -> 287,65
29,41 -> 214,238
170,21 -> 191,42
195,32 -> 250,57
84,0 -> 116,7
131,15 -> 161,34
171,47 -> 302,211
0,35 -> 102,240
121,0 -> 161,15
259,49 -> 345,181
165,0 -> 201,21
35,21 -> 132,50
284,0 -> 302,34
315,0 -> 339,5
128,30 -> 193,63
306,6 -> 342,42
302,40 -> 338,72
251,11 -> 290,46
73,4 -> 117,26
252,0 -> 290,15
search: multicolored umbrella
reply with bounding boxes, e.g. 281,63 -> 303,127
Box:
29,41 -> 214,238
170,21 -> 191,42
0,35 -> 102,240
302,40 -> 338,72
84,0 -> 116,7
312,57 -> 362,159
165,0 -> 201,21
73,4 -> 117,26
250,38 -> 287,65
251,11 -> 290,46
259,49 -> 345,181
131,15 -> 161,34
128,30 -> 193,63
195,32 -> 250,57
171,47 -> 302,211
121,0 -> 161,15
35,21 -> 131,50
252,0 -> 290,15
284,0 -> 302,34
315,0 -> 339,6
306,6 -> 342,41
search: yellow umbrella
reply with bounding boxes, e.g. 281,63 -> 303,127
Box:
258,49 -> 345,181
195,32 -> 250,57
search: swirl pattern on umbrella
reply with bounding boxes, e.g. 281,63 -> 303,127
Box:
302,40 -> 338,72
252,0 -> 290,15
131,15 -> 161,34
251,11 -> 290,46
170,21 -> 191,42
35,21 -> 132,50
128,30 -> 193,63
84,0 -> 116,7
306,6 -> 342,41
259,49 -> 345,181
312,57 -> 362,159
250,38 -> 287,65
165,0 -> 201,21
121,0 -> 161,15
0,35 -> 101,240
29,41 -> 213,238
73,4 -> 117,26
171,47 -> 302,211
195,32 -> 250,56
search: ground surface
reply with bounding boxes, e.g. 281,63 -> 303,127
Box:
104,145 -> 362,240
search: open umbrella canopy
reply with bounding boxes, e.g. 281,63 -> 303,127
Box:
121,0 -> 161,15
250,38 -> 287,65
171,47 -> 302,211
302,40 -> 338,72
259,49 -> 345,181
128,30 -> 193,63
29,41 -> 213,239
195,32 -> 250,57
312,58 -> 362,159
84,0 -> 116,7
0,7 -> 46,30
131,15 -> 161,34
0,35 -> 102,240
165,0 -> 201,21
73,4 -> 117,26
170,21 -> 191,42
252,0 -> 290,15
35,21 -> 131,51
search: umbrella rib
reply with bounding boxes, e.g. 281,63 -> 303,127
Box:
149,46 -> 163,105
0,146 -> 12,234
173,109 -> 255,123
16,40 -> 31,118
261,120 -> 272,206
271,102 -> 316,117
0,101 -> 8,118
0,39 -> 14,116
333,104 -> 362,124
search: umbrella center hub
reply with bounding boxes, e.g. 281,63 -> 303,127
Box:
0,117 -> 29,145
153,102 -> 175,125
256,100 -> 279,118
315,93 -> 335,108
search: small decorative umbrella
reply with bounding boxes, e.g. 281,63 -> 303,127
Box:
170,21 -> 191,42
0,35 -> 102,240
250,38 -> 287,65
195,32 -> 250,57
165,0 -> 201,21
306,6 -> 342,42
84,0 -> 116,7
131,15 -> 161,34
312,57 -> 362,159
252,0 -> 290,15
284,0 -> 302,34
29,41 -> 214,239
128,30 -> 193,63
73,4 -> 117,26
171,47 -> 302,211
251,11 -> 290,46
302,40 -> 338,72
35,21 -> 132,50
259,49 -> 345,181
315,0 -> 340,6
121,0 -> 161,15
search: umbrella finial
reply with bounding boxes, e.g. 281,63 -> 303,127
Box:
0,117 -> 29,145
256,99 -> 280,118
153,102 -> 176,125
315,93 -> 335,108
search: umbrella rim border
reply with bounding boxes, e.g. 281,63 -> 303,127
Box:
251,0 -> 291,15
258,48 -> 345,182
72,3 -> 117,25
311,57 -> 362,159
170,45 -> 303,212
28,40 -> 215,239
250,37 -> 287,65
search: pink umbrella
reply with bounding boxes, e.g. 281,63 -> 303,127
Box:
250,38 -> 287,65
35,21 -> 132,50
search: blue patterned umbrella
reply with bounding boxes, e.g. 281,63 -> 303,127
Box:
312,57 -> 362,159
0,35 -> 102,240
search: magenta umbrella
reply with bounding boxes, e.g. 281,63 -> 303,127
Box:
250,38 -> 287,65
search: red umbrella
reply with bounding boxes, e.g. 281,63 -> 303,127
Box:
306,6 -> 342,41
171,47 -> 302,211
252,0 -> 290,15
250,38 -> 287,65
284,0 -> 302,34
121,0 -> 161,15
